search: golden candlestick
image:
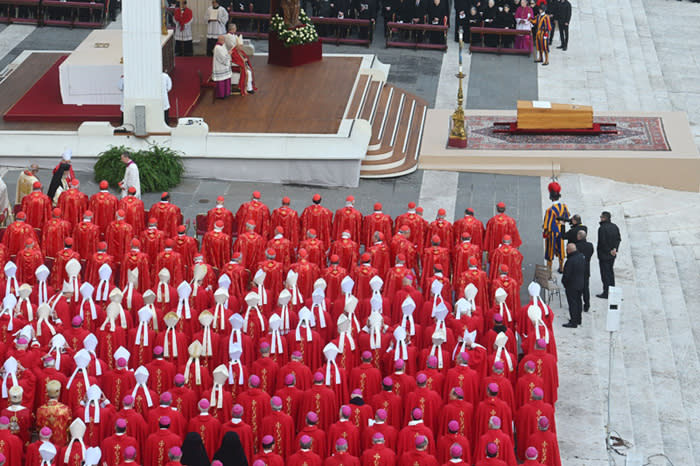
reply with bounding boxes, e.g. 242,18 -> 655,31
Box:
161,0 -> 168,35
448,27 -> 467,148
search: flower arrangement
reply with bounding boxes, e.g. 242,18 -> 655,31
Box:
270,9 -> 319,47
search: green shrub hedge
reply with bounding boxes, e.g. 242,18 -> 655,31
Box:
94,144 -> 185,193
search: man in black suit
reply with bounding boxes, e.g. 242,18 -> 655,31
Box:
596,211 -> 621,299
555,0 -> 571,50
576,229 -> 594,312
565,214 -> 586,243
562,242 -> 585,328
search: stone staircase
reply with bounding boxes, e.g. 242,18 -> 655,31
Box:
344,67 -> 428,179
549,174 -> 700,466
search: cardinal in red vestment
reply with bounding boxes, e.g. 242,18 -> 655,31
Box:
154,240 -> 184,287
436,421 -> 471,465
139,218 -> 166,272
362,203 -> 393,248
390,227 -> 418,271
270,198 -> 300,248
453,231 -> 482,279
52,238 -> 80,289
300,194 -> 332,248
149,193 -> 182,238
397,409 -> 436,456
106,210 -> 135,264
484,202 -> 522,257
288,435 -> 323,466
57,178 -> 89,229
236,375 -> 272,454
474,417 -> 516,466
234,222 -> 266,273
173,225 -> 198,280
260,396 -> 295,459
121,240 -> 151,292
327,405 -> 361,457
332,196 -> 362,242
299,229 -> 326,269
321,256 -> 347,304
207,196 -> 235,236
201,221 -> 231,270
90,181 -> 119,237
454,207 -> 485,249
21,181 -> 52,231
524,416 -> 560,466
255,436 -> 285,466
330,231 -> 359,273
220,405 -> 255,461
489,236 -> 524,284
17,238 -> 44,286
425,208 -> 454,252
236,191 -> 271,238
144,417 -> 183,466
101,418 -> 139,466
3,212 -> 38,255
117,186 -> 145,234
72,211 -> 100,260
360,433 -> 396,466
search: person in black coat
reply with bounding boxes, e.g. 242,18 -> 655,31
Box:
494,4 -> 515,47
409,0 -> 427,23
427,0 -> 448,43
555,0 -> 571,50
575,229 -> 594,312
454,0 -> 469,41
562,242 -> 585,328
596,211 -> 621,299
482,0 -> 498,45
565,214 -> 587,243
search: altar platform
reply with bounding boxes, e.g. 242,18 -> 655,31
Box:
419,108 -> 700,192
0,50 -> 424,187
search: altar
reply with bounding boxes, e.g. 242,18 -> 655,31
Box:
58,29 -> 174,106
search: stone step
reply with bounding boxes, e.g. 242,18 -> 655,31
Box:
652,233 -> 700,466
625,217 -> 692,462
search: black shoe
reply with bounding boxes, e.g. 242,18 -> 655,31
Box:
557,267 -> 564,274
584,305 -> 590,312
562,47 -> 567,51
562,321 -> 578,328
596,293 -> 608,299
556,45 -> 564,49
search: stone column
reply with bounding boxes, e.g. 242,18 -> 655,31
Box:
189,0 -> 211,56
122,0 -> 170,133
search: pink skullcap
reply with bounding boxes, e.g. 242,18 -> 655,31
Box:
313,372 -> 324,383
249,375 -> 260,387
0,417 -> 8,425
0,454 -> 5,464
341,405 -> 351,417
117,358 -> 127,368
487,383 -> 499,394
361,351 -> 372,360
174,374 -> 185,384
285,374 -> 296,385
300,435 -> 312,444
351,389 -> 362,397
406,274 -> 415,281
415,435 -> 427,447
382,377 -> 393,387
232,404 -> 244,416
124,446 -> 137,459
532,387 -> 544,399
448,420 -> 459,432
411,408 -> 423,420
211,461 -> 223,466
416,373 -> 428,385
116,418 -> 127,429
450,444 -> 463,458
336,438 -> 348,447
198,399 -> 210,410
536,338 -> 547,348
123,395 -> 134,405
153,346 -> 164,355
262,435 -> 274,445
526,447 -> 538,460
372,432 -> 385,441
40,427 -> 52,437
160,392 -> 172,403
376,409 -> 387,420
493,360 -> 505,371
292,351 -> 302,358
260,341 -> 270,351
16,337 -> 27,345
271,396 -> 282,408
253,461 -> 265,466
538,416 -> 550,429
307,412 -> 319,423
459,351 -> 469,363
427,355 -> 438,367
487,442 -> 499,455
493,313 -> 503,323
159,416 -> 171,426
169,446 -> 182,456
71,316 -> 82,326
489,416 -> 502,429
394,359 -> 405,370
453,387 -> 464,397
525,360 -> 535,370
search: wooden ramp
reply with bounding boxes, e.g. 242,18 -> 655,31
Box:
344,74 -> 428,178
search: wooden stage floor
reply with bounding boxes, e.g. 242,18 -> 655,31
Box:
0,52 -> 362,134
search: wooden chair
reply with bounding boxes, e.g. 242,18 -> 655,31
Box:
534,264 -> 561,307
